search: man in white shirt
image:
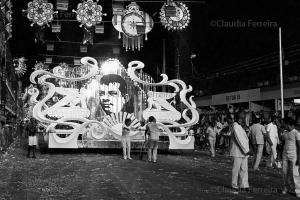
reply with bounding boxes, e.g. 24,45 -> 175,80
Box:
250,117 -> 266,171
230,113 -> 250,193
282,117 -> 300,197
266,116 -> 279,167
207,121 -> 217,157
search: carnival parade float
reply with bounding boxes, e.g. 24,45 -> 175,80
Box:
22,57 -> 198,150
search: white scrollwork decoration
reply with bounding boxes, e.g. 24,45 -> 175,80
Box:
127,60 -> 199,128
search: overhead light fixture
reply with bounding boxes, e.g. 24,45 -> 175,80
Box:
46,43 -> 54,51
52,24 -> 61,33
95,24 -> 104,34
190,53 -> 196,59
45,57 -> 52,64
57,0 -> 68,11
74,58 -> 81,66
112,46 -> 120,55
80,45 -> 88,53
112,3 -> 124,15
294,99 -> 300,104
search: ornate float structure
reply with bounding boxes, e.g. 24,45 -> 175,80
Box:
24,57 -> 199,149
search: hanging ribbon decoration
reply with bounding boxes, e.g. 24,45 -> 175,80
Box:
23,0 -> 57,43
160,0 -> 190,31
112,2 -> 154,51
72,0 -> 106,45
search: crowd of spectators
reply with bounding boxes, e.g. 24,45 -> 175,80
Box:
190,108 -> 288,166
0,119 -> 25,153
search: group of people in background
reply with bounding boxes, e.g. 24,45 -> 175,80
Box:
0,120 -> 22,153
3,109 -> 300,197
192,112 -> 284,166
0,118 -> 38,158
191,110 -> 300,197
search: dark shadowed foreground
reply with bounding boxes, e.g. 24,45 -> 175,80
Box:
0,138 -> 297,200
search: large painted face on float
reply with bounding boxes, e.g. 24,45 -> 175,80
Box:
99,74 -> 127,114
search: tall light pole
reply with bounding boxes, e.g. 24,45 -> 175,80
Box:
279,27 -> 284,119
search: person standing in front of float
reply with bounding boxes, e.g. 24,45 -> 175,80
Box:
145,116 -> 162,163
26,118 -> 38,158
122,118 -> 133,160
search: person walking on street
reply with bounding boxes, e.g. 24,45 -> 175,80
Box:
250,117 -> 267,171
266,116 -> 279,168
207,121 -> 217,157
26,118 -> 37,158
281,117 -> 300,197
230,113 -> 250,193
145,116 -> 162,163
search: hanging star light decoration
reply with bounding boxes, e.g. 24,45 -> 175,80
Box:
160,0 -> 190,31
23,0 -> 57,27
14,57 -> 27,77
72,0 -> 106,28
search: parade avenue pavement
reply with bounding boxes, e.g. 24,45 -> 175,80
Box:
0,138 -> 298,200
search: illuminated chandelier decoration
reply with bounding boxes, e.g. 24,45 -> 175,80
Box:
24,0 -> 57,27
160,0 -> 190,31
112,2 -> 154,51
14,57 -> 27,77
73,0 -> 106,28
73,0 -> 106,45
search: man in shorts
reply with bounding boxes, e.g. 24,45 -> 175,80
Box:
145,116 -> 162,163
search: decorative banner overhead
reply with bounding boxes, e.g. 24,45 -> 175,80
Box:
24,0 -> 57,27
112,2 -> 154,51
160,0 -> 190,31
14,57 -> 27,77
72,0 -> 106,28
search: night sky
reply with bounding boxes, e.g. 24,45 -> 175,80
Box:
9,0 -> 300,90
